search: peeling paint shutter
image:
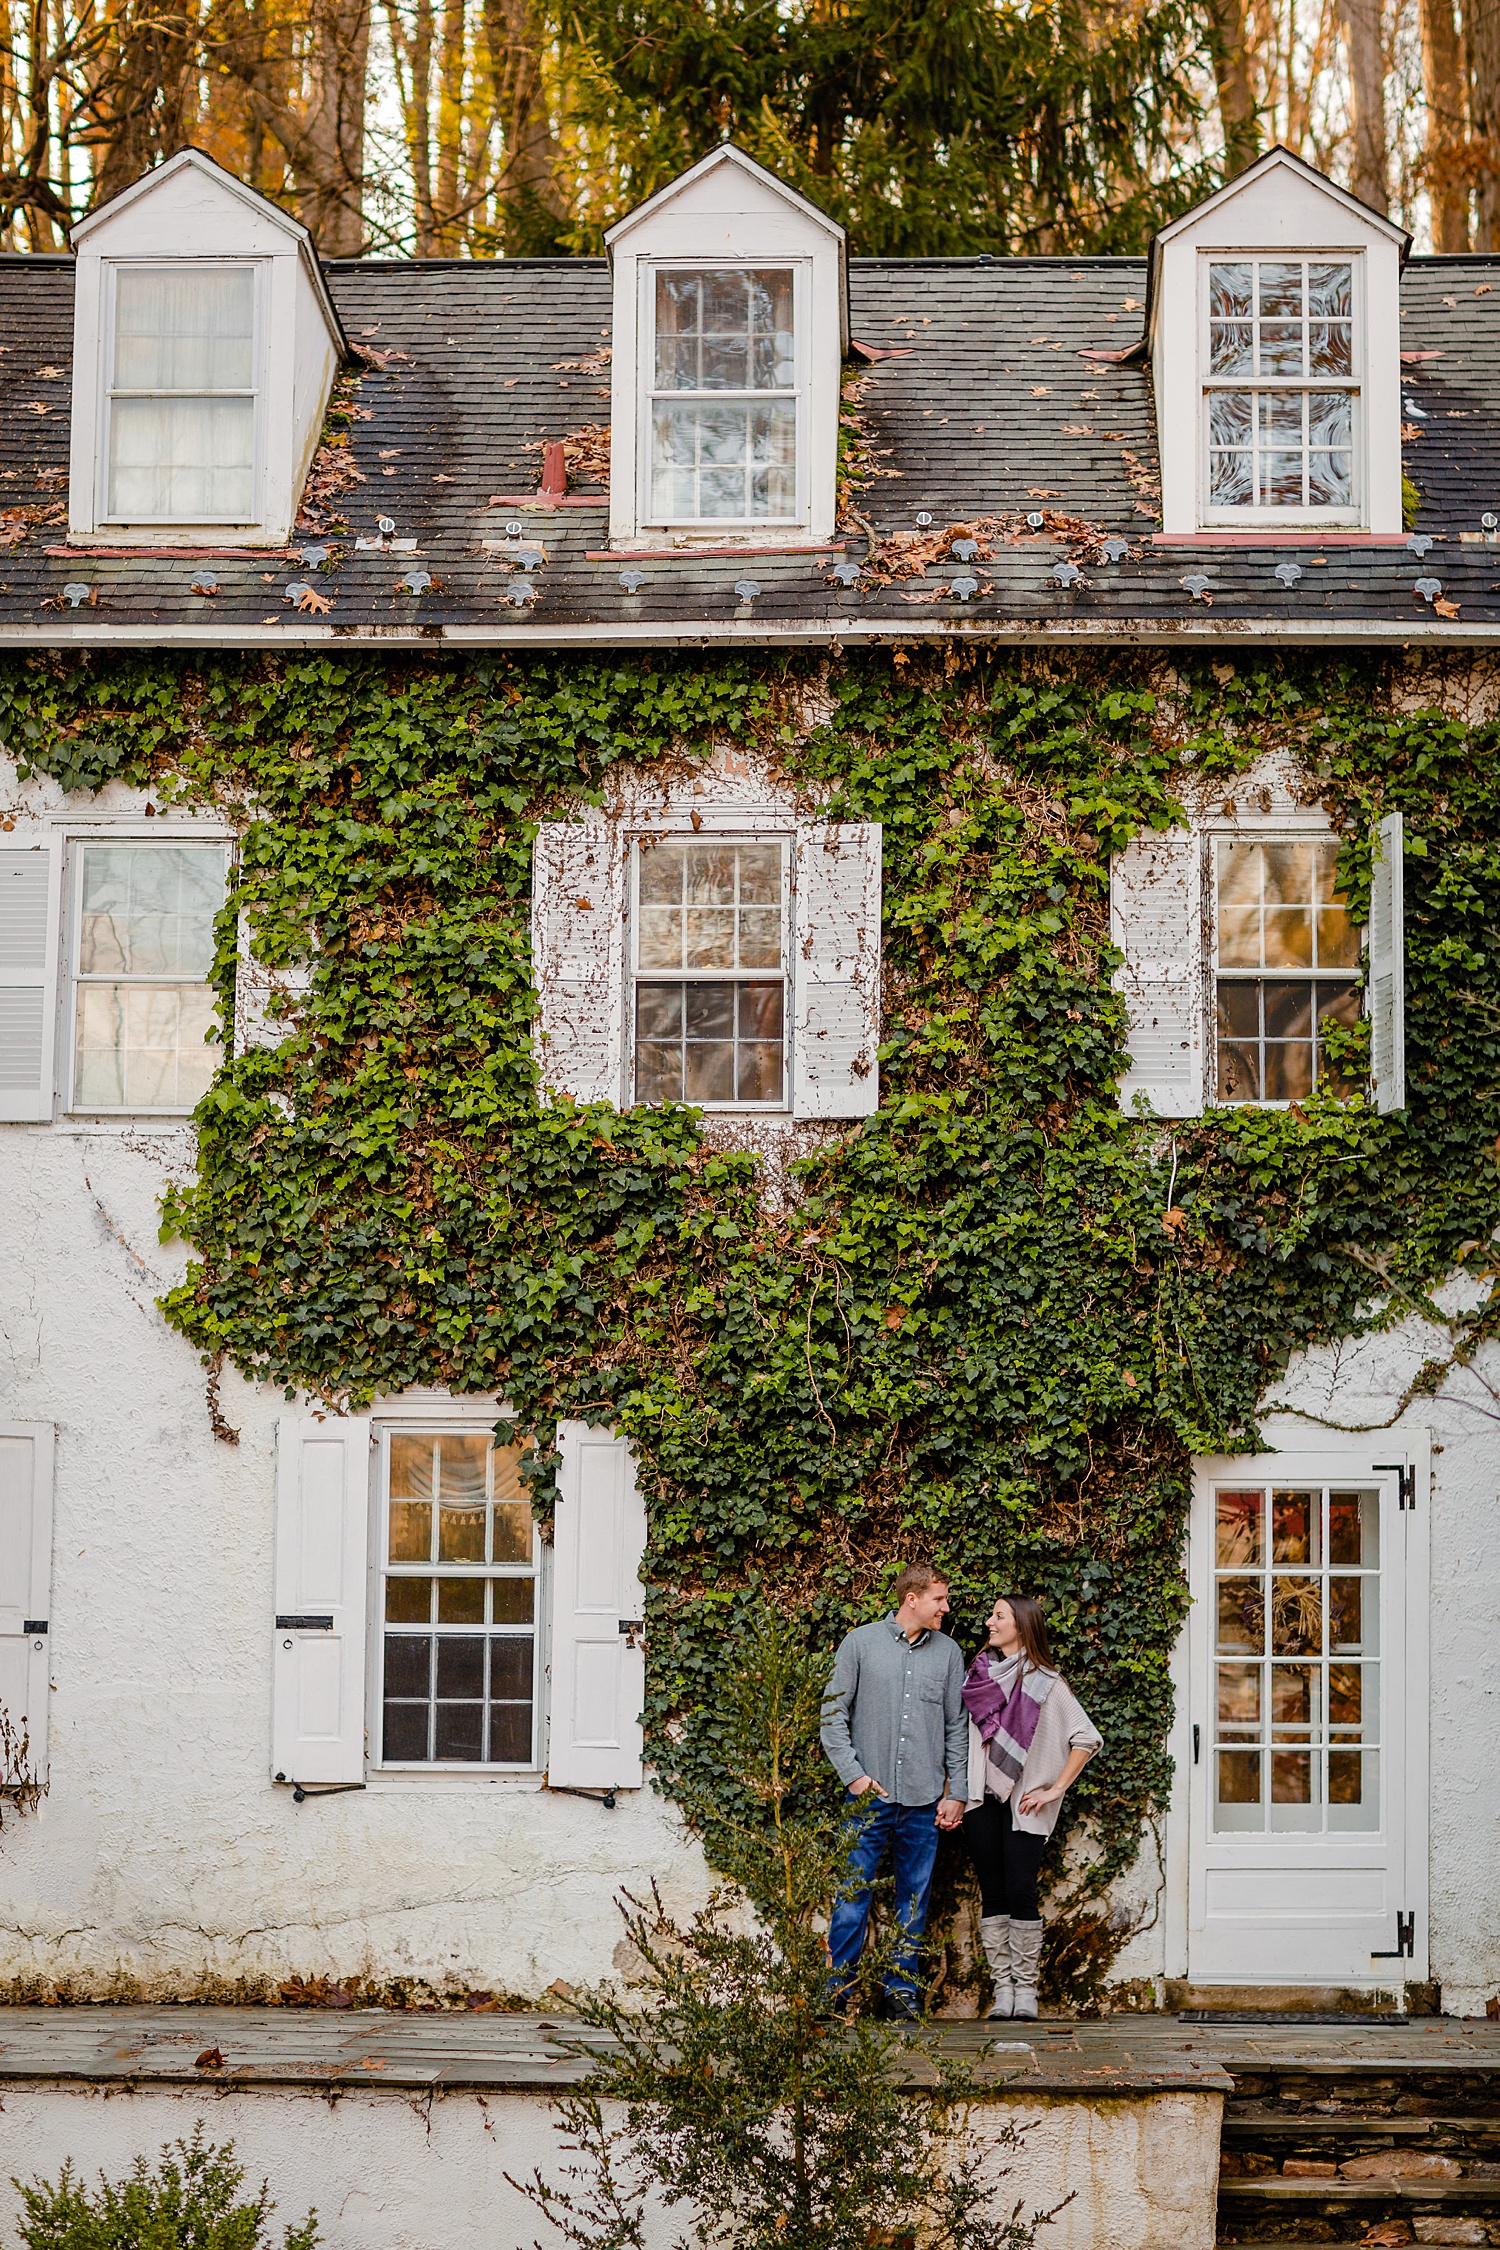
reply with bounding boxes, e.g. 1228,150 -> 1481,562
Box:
234,913 -> 313,1056
272,1415 -> 371,1786
0,840 -> 61,1123
791,823 -> 882,1120
531,821 -> 626,1106
547,1422 -> 646,1791
1110,829 -> 1204,1117
0,1425 -> 54,1783
1368,810 -> 1405,1115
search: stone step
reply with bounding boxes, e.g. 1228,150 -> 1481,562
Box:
1224,2115 -> 1500,2138
1219,2181 -> 1500,2208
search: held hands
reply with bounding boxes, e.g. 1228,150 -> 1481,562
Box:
935,1795 -> 965,1831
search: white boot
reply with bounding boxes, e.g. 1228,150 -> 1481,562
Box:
1009,1918 -> 1043,2020
979,1915 -> 1013,2018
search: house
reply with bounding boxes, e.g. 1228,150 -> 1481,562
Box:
0,132 -> 1499,2247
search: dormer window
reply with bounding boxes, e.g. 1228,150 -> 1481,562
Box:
105,265 -> 258,523
1148,148 -> 1408,540
69,149 -> 344,547
650,269 -> 798,524
1204,258 -> 1359,521
606,146 -> 846,549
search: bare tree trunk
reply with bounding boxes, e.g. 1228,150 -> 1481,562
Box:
1204,0 -> 1260,172
92,0 -> 200,206
296,0 -> 369,251
433,0 -> 463,247
1337,0 -> 1389,211
1420,0 -> 1469,246
483,0 -> 563,250
1470,0 -> 1500,246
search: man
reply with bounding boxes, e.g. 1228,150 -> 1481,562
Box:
819,1562 -> 968,2019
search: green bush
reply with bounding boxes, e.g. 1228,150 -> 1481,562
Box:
14,2129 -> 317,2250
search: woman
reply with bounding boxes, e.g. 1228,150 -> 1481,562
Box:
961,1593 -> 1101,2021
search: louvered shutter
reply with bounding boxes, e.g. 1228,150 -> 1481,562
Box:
1111,829 -> 1205,1117
1369,810 -> 1405,1115
791,823 -> 882,1119
547,1422 -> 646,1791
0,1425 -> 54,1782
531,820 -> 626,1106
234,913 -> 313,1056
0,840 -> 61,1122
272,1415 -> 371,1786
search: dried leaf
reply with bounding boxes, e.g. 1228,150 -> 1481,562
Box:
1433,597 -> 1460,618
296,588 -> 333,614
195,2046 -> 224,2069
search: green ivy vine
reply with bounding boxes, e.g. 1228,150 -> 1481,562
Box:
5,645 -> 1499,2007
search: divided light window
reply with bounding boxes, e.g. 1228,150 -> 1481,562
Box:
632,836 -> 788,1108
1204,258 -> 1357,517
105,265 -> 257,522
1215,838 -> 1360,1104
73,842 -> 225,1113
379,1431 -> 540,1767
649,269 -> 796,522
1212,1481 -> 1380,1834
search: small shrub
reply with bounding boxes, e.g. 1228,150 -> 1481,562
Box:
14,2127 -> 318,2250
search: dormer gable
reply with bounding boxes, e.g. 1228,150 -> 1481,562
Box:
604,145 -> 847,549
67,149 -> 346,548
1147,147 -> 1410,539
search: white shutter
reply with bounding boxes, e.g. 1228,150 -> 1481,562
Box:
1369,810 -> 1405,1115
272,1415 -> 371,1786
0,839 -> 61,1123
547,1422 -> 646,1791
0,1424 -> 54,1782
531,819 -> 626,1106
234,912 -> 313,1056
791,822 -> 882,1119
1111,829 -> 1205,1117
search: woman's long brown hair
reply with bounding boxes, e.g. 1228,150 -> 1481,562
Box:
996,1593 -> 1054,1677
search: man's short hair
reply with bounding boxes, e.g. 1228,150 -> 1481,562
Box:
891,1562 -> 947,1607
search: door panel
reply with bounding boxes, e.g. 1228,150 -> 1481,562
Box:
1187,1446 -> 1427,1985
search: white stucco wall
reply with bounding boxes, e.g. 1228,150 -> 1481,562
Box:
0,2083 -> 1223,2250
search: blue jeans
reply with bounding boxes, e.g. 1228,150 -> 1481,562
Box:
827,1793 -> 941,2007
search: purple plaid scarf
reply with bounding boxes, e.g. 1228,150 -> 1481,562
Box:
961,1649 -> 1057,1791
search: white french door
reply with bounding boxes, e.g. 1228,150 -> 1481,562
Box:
1187,1443 -> 1428,1984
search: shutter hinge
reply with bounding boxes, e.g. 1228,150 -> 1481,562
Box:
1372,1464 -> 1415,1510
550,1784 -> 619,1810
1371,1911 -> 1415,1959
618,1618 -> 645,1648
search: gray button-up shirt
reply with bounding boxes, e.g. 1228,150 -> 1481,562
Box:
819,1616 -> 968,1807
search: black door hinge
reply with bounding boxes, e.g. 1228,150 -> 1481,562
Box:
1371,1910 -> 1415,1959
1372,1463 -> 1415,1510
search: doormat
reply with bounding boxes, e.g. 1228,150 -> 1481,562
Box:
1177,2010 -> 1410,2025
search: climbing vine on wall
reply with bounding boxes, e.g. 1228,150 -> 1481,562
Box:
5,644 -> 1500,2006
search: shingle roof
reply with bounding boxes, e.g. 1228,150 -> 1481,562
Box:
3,249 -> 1500,647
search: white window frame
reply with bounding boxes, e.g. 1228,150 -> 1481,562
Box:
367,1406 -> 546,1777
63,832 -> 230,1119
637,260 -> 810,532
1198,249 -> 1365,530
96,257 -> 266,530
1209,823 -> 1364,1110
627,829 -> 793,1112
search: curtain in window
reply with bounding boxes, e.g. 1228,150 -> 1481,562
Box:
108,267 -> 256,520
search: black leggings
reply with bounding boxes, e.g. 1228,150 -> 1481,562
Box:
964,1792 -> 1047,1922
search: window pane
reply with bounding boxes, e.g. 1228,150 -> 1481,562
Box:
1217,1578 -> 1264,1653
382,1698 -> 430,1762
383,1634 -> 430,1699
434,1700 -> 485,1760
438,1577 -> 486,1623
390,1435 -> 435,1500
1217,1489 -> 1264,1567
1328,1749 -> 1379,1827
1258,261 -> 1305,318
1270,1749 -> 1315,1802
1272,1489 -> 1319,1566
108,395 -> 255,520
654,269 -> 794,392
489,1701 -> 533,1763
1271,1577 -> 1321,1655
385,1576 -> 432,1622
1259,323 -> 1304,377
492,1576 -> 535,1624
114,265 -> 255,391
1264,1039 -> 1313,1101
1329,1489 -> 1378,1567
493,1499 -> 534,1564
1217,1748 -> 1261,1802
81,846 -> 222,977
1330,1574 -> 1375,1653
439,1434 -> 489,1499
1217,1661 -> 1261,1734
1270,1663 -> 1318,1738
74,983 -> 217,1110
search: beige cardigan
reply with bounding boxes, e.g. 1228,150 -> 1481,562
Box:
963,1669 -> 1102,1838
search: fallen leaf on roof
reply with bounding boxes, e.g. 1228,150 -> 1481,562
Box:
195,2047 -> 224,2070
1061,425 -> 1094,435
433,473 -> 454,481
1028,489 -> 1061,498
1030,385 -> 1049,397
296,587 -> 333,614
891,315 -> 915,325
974,424 -> 986,432
378,449 -> 401,459
1442,295 -> 1458,308
851,339 -> 915,360
1081,348 -> 1130,361
1122,297 -> 1141,310
1029,336 -> 1051,345
261,615 -> 278,624
34,364 -> 61,379
356,2056 -> 387,2070
21,401 -> 51,415
551,350 -> 610,372
504,377 -> 520,386
1434,597 -> 1460,617
1478,284 -> 1493,295
1401,350 -> 1442,361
